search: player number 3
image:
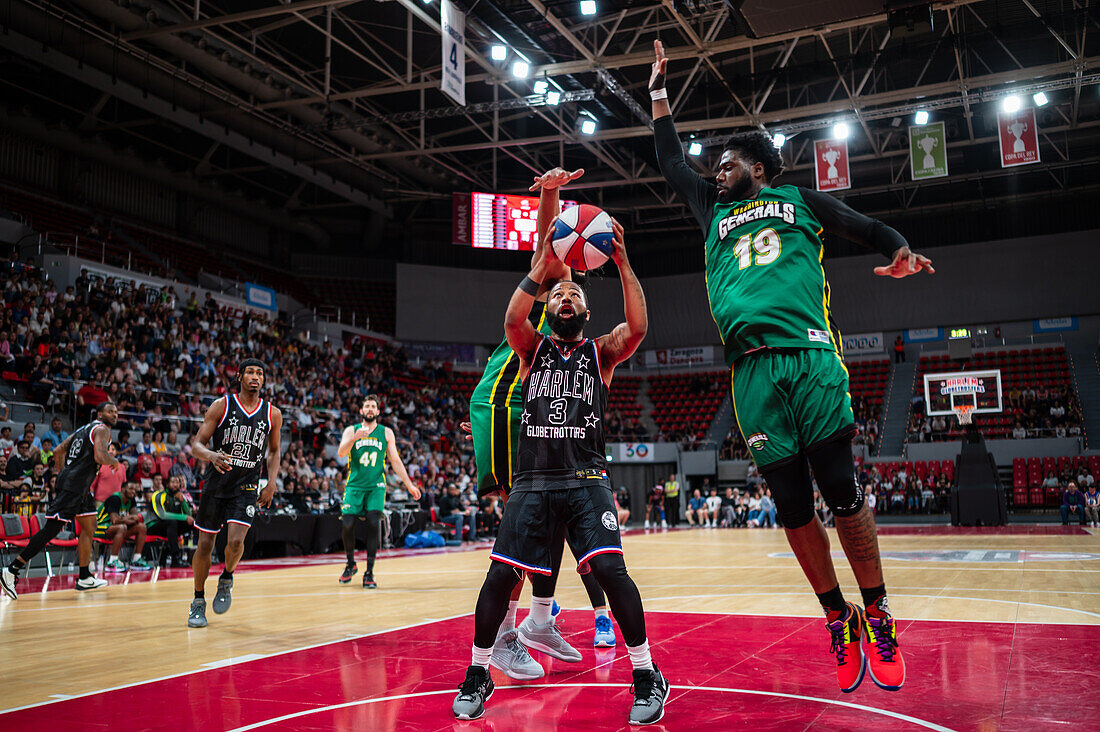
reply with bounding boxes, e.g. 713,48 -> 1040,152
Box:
734,228 -> 782,269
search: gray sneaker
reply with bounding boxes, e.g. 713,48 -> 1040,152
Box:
212,577 -> 233,614
0,567 -> 17,600
490,629 -> 545,680
188,598 -> 208,628
517,616 -> 582,662
628,663 -> 670,726
452,665 -> 494,720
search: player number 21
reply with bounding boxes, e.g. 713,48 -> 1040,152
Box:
734,228 -> 781,269
360,451 -> 378,468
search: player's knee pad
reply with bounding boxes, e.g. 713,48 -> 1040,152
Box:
759,458 -> 816,529
586,552 -> 627,590
806,435 -> 864,517
341,515 -> 357,530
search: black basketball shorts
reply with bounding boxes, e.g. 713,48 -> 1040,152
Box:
489,483 -> 623,575
195,486 -> 259,534
44,489 -> 96,523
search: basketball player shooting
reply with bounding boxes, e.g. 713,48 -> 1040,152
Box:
453,215 -> 669,725
649,39 -> 934,694
187,359 -> 282,628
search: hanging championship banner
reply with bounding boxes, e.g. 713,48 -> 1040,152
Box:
998,108 -> 1040,167
440,0 -> 466,106
814,138 -> 850,192
909,122 -> 948,180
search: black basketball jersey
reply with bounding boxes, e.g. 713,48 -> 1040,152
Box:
203,394 -> 272,497
55,420 -> 106,495
512,337 -> 609,492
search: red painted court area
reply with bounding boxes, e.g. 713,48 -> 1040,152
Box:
3,610 -> 1094,731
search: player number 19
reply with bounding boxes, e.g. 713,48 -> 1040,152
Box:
733,228 -> 781,269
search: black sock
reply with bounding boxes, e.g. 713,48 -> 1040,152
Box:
860,584 -> 886,609
8,561 -> 23,576
79,566 -> 92,580
195,589 -> 205,599
220,570 -> 233,581
366,557 -> 375,575
816,585 -> 847,615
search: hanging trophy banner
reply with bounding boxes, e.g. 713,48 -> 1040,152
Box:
440,0 -> 466,106
998,108 -> 1040,168
909,121 -> 948,180
814,138 -> 851,192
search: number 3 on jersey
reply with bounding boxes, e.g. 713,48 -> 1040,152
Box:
734,228 -> 781,269
360,451 -> 379,468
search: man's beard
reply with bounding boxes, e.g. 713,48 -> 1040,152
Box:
717,175 -> 753,203
547,310 -> 586,339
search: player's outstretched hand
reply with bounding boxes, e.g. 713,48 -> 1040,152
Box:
609,217 -> 627,266
211,451 -> 233,473
408,483 -> 422,500
529,167 -> 584,192
459,421 -> 473,442
649,39 -> 668,91
874,246 -> 935,278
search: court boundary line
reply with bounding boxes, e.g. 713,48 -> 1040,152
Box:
224,683 -> 959,732
0,611 -> 472,716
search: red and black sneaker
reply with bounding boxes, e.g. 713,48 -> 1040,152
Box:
825,602 -> 867,693
338,563 -> 358,584
863,595 -> 905,691
362,573 -> 377,589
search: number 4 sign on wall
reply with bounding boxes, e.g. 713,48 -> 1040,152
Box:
441,0 -> 466,106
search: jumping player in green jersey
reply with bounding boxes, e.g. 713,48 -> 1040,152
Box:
649,39 -> 934,695
336,394 -> 420,588
464,167 -> 618,684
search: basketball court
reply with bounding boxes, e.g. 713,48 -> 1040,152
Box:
3,525 -> 1098,730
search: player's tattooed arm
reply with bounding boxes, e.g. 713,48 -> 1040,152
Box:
598,218 -> 647,379
260,406 -> 282,508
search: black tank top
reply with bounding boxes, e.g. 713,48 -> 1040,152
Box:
56,420 -> 106,494
513,337 -> 609,491
202,394 -> 272,497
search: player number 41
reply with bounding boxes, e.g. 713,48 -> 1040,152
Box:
360,451 -> 379,467
734,228 -> 781,269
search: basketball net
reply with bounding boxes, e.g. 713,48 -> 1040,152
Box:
953,404 -> 975,426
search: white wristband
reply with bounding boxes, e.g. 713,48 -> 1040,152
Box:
649,88 -> 668,101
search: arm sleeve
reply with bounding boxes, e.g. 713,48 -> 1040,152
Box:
653,116 -> 717,234
798,187 -> 908,259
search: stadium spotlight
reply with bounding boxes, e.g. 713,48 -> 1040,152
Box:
832,122 -> 850,140
580,118 -> 597,135
688,142 -> 703,156
533,80 -> 548,95
580,0 -> 597,15
490,45 -> 507,61
1033,91 -> 1049,107
914,110 -> 929,125
772,132 -> 786,149
546,90 -> 562,105
1002,94 -> 1021,113
512,60 -> 530,78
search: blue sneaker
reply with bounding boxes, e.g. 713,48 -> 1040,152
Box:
594,614 -> 617,647
551,600 -> 561,619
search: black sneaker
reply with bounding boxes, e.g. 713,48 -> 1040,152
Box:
452,665 -> 494,720
339,563 -> 358,584
362,572 -> 377,589
629,663 -> 669,725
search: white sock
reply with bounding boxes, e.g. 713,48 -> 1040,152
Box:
472,644 -> 492,669
594,607 -> 609,619
501,600 -> 519,632
529,596 -> 554,625
108,555 -> 118,563
627,640 -> 654,671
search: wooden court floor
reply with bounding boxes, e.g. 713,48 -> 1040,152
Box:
2,525 -> 1099,729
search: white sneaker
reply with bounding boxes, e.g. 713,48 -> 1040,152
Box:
644,521 -> 650,529
661,521 -> 668,528
75,576 -> 109,591
0,566 -> 17,600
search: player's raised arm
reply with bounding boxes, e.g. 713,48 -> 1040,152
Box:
505,229 -> 558,367
191,398 -> 232,474
597,218 -> 647,386
529,167 -> 584,276
384,426 -> 421,500
259,406 -> 282,508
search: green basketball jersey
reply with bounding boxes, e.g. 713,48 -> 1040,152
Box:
345,423 -> 387,491
705,185 -> 840,366
95,493 -> 134,534
471,300 -> 551,411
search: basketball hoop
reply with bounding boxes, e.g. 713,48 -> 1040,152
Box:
953,404 -> 975,425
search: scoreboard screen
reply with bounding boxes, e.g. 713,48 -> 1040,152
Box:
452,192 -> 577,250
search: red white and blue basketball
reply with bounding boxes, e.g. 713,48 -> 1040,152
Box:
551,203 -> 615,271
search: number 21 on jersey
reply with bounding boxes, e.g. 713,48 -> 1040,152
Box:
733,228 -> 781,269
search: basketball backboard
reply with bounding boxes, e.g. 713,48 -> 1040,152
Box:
923,370 -> 1003,417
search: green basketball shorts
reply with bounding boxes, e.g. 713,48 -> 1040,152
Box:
471,400 -> 521,497
730,347 -> 856,468
341,485 -> 386,516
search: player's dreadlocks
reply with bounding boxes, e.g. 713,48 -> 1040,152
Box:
725,131 -> 785,183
